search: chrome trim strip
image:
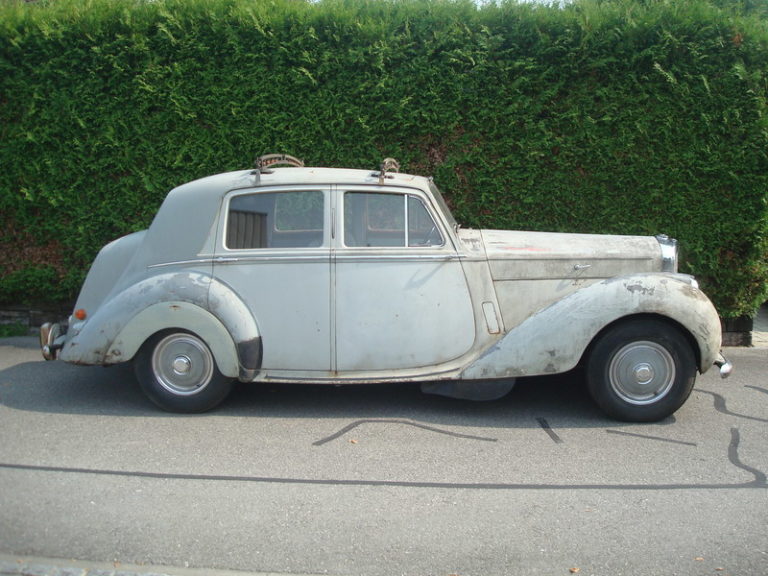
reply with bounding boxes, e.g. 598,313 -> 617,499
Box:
214,255 -> 331,264
487,256 -> 654,263
148,252 -> 462,268
492,276 -> 605,283
335,253 -> 461,263
148,259 -> 217,269
259,365 -> 460,383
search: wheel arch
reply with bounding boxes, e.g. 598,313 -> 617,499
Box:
580,312 -> 702,372
109,302 -> 242,379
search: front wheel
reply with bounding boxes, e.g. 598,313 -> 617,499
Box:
586,319 -> 697,422
134,330 -> 234,413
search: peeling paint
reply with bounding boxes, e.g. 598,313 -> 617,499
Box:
625,283 -> 655,296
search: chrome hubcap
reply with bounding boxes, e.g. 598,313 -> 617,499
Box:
634,363 -> 653,384
609,341 -> 675,405
152,334 -> 214,396
172,355 -> 192,375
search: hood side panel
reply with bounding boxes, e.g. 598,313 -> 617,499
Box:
482,229 -> 661,278
480,229 -> 663,331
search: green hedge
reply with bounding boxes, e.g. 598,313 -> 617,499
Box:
1,0 -> 767,317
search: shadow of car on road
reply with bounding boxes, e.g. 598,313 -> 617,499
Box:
0,354 -> 673,430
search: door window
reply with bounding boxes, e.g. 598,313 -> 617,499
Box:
343,192 -> 443,248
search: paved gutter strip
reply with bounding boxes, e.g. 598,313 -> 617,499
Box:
752,303 -> 768,347
0,555 -> 326,576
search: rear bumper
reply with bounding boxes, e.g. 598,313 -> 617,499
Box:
39,322 -> 66,361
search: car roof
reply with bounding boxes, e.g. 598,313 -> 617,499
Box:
167,166 -> 431,203
140,165 -> 432,268
253,166 -> 428,189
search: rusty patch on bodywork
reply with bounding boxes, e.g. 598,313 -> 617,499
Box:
105,346 -> 123,362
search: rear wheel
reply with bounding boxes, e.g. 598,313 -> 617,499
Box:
134,330 -> 234,413
586,319 -> 697,422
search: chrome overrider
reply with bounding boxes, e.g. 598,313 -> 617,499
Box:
714,353 -> 733,378
39,322 -> 64,361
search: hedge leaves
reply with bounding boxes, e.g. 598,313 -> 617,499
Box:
1,0 -> 767,317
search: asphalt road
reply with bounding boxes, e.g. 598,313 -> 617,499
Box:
0,337 -> 766,576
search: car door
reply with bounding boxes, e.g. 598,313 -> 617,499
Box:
214,186 -> 332,372
334,187 -> 476,372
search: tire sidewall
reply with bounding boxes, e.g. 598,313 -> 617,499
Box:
587,319 -> 697,422
134,330 -> 234,413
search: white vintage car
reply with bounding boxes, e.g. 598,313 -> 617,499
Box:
40,155 -> 731,420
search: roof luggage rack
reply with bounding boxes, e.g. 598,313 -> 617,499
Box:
250,154 -> 304,184
375,157 -> 400,184
254,154 -> 304,171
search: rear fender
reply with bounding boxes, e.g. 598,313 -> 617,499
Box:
106,301 -> 241,378
59,272 -> 261,381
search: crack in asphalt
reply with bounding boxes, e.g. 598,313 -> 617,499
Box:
311,418 -> 498,446
605,429 -> 697,446
536,417 -> 564,444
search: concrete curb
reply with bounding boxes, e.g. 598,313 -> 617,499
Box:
752,303 -> 768,347
0,554 -> 328,576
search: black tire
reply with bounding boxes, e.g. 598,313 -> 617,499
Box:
586,319 -> 697,422
134,330 -> 234,413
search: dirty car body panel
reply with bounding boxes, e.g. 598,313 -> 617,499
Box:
41,157 -> 731,420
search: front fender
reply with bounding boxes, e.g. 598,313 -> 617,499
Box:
461,274 -> 721,380
59,271 -> 261,381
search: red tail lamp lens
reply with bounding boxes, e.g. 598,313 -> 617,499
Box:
74,309 -> 87,321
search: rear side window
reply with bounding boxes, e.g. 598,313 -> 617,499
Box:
226,191 -> 324,249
